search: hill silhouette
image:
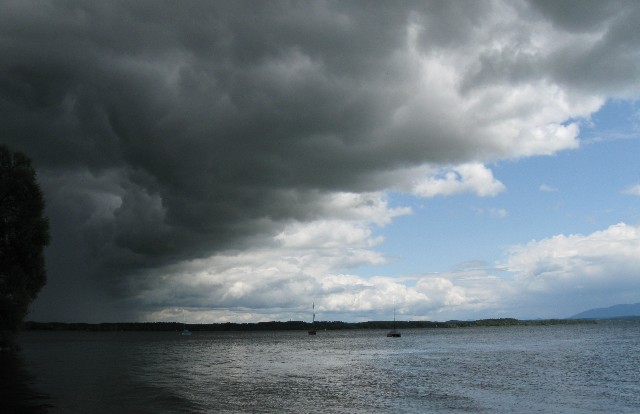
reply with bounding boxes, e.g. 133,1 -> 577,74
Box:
570,303 -> 640,319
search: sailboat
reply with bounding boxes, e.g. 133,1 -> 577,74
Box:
181,309 -> 192,335
308,302 -> 317,335
386,307 -> 401,337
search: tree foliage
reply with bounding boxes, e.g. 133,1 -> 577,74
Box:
0,144 -> 49,334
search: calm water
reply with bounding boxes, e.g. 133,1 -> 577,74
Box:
12,322 -> 640,413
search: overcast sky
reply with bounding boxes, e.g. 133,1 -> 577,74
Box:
2,0 -> 639,323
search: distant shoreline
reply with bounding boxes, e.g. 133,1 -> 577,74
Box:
22,318 -> 604,332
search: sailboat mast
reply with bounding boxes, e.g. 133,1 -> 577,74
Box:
387,305 -> 401,337
308,302 -> 317,335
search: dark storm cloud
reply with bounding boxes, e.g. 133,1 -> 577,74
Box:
528,0 -> 626,32
0,1 -> 433,267
533,0 -> 640,95
2,0 -> 639,320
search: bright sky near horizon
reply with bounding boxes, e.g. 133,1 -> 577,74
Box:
2,0 -> 639,323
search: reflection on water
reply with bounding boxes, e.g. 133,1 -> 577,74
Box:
0,348 -> 51,414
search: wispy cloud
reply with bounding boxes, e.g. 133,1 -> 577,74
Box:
539,184 -> 558,192
623,184 -> 640,196
471,206 -> 509,218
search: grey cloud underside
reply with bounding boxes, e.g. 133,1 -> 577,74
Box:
1,0 -> 639,289
463,1 -> 640,96
529,0 -> 628,32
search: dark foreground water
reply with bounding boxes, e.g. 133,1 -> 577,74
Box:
11,322 -> 640,413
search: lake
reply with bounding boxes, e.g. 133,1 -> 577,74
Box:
9,322 -> 640,413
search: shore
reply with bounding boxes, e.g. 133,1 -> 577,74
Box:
22,317 -> 598,333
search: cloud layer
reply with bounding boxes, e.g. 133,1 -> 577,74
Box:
137,222 -> 640,323
2,1 -> 639,321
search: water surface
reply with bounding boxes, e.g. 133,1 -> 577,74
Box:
17,322 -> 640,413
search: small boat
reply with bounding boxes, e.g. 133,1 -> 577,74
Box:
386,307 -> 401,338
308,302 -> 317,335
181,328 -> 192,336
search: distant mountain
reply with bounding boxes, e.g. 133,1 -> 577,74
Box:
570,303 -> 640,319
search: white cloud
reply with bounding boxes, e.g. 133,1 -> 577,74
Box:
412,163 -> 506,197
506,223 -> 640,286
539,184 -> 558,192
140,222 -> 640,322
623,184 -> 640,196
130,192 -> 412,320
412,223 -> 640,319
314,192 -> 412,227
502,223 -> 640,314
379,4 -> 606,167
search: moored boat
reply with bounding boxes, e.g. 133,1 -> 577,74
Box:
386,307 -> 401,338
308,302 -> 317,335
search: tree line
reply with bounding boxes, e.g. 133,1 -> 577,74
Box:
23,318 -> 595,332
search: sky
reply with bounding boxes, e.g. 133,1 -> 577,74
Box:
2,0 -> 639,324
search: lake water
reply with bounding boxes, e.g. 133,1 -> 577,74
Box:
10,322 -> 640,413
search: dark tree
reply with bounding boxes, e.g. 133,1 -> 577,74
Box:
0,144 -> 50,337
